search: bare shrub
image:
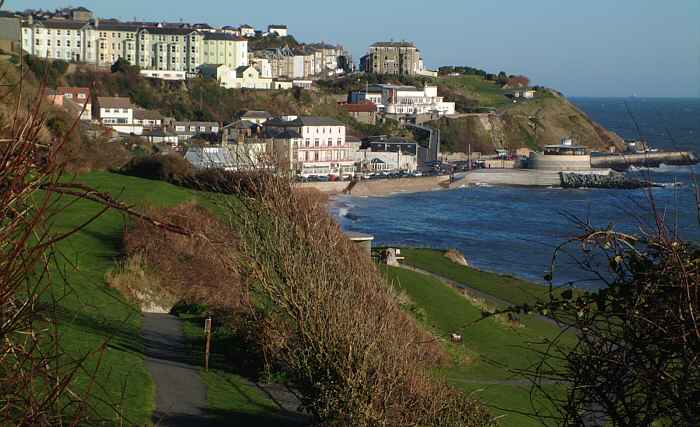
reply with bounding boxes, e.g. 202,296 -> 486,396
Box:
226,172 -> 495,426
123,202 -> 245,311
0,60 -> 96,425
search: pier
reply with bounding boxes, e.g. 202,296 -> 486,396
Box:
591,151 -> 697,170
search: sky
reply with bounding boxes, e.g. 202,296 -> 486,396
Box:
9,0 -> 700,98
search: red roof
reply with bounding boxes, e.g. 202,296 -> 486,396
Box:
341,102 -> 377,113
56,87 -> 91,103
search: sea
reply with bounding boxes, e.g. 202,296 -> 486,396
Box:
333,98 -> 700,289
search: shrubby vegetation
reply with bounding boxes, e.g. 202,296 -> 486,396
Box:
496,216 -> 700,425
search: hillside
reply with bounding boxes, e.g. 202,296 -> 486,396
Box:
431,87 -> 624,154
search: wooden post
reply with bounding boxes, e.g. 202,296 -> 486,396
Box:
204,316 -> 212,371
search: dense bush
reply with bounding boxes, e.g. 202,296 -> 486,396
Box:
23,55 -> 69,87
228,173 -> 494,425
121,153 -> 194,182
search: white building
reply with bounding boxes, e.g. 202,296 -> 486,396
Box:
353,150 -> 418,172
95,97 -> 142,135
200,64 -> 272,89
21,20 -> 94,63
139,69 -> 187,80
239,25 -> 255,37
352,84 -> 455,117
267,25 -> 288,37
264,116 -> 355,177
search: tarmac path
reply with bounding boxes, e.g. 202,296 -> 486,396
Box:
142,313 -> 209,427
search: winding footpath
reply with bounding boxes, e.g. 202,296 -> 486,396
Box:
142,313 -> 209,427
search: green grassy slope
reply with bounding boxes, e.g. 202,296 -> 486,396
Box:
382,265 -> 568,427
437,75 -> 512,108
49,171 -> 200,424
399,248 -> 552,306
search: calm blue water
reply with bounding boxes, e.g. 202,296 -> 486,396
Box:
336,98 -> 700,289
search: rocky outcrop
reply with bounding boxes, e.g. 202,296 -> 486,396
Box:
431,90 -> 625,154
445,249 -> 469,266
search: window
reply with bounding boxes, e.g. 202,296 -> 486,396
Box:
314,152 -> 319,161
47,40 -> 51,46
77,93 -> 86,99
77,41 -> 81,48
305,139 -> 310,147
199,126 -> 206,132
65,93 -> 73,99
212,126 -> 219,133
314,139 -> 319,147
56,30 -> 61,35
189,126 -> 196,132
35,39 -> 40,46
56,40 -> 61,46
327,138 -> 332,146
66,40 -> 71,47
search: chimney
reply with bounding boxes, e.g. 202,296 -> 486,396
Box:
94,17 -> 100,28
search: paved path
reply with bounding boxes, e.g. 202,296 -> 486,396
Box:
142,313 -> 208,427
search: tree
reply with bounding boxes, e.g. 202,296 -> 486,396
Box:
494,216 -> 700,426
506,75 -> 530,88
111,57 -> 138,74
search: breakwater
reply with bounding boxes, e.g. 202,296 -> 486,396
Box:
591,151 -> 697,170
559,172 -> 654,189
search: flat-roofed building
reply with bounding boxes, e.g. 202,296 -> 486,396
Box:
360,41 -> 422,76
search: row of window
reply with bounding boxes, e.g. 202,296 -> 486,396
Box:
35,39 -> 82,48
174,125 -> 220,133
303,126 -> 343,135
297,138 -> 344,148
297,150 -> 350,162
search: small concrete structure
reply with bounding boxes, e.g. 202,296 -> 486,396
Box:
529,139 -> 592,171
345,231 -> 374,255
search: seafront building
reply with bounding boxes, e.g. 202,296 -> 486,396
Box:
350,84 -> 455,117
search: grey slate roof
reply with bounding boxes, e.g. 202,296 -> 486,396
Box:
298,116 -> 345,127
371,41 -> 416,48
141,27 -> 198,36
204,32 -> 244,41
240,110 -> 272,119
36,20 -> 88,30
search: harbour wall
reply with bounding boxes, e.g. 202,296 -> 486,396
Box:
591,151 -> 697,169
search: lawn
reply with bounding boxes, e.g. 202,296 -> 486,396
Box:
399,247 -> 583,307
437,75 -> 511,108
382,265 -> 570,427
48,171 -> 202,424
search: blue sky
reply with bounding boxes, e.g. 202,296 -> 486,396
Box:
10,0 -> 700,97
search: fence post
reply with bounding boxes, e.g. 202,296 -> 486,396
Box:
204,316 -> 212,371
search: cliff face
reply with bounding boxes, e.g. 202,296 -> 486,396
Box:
431,90 -> 624,154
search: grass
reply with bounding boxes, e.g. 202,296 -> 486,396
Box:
437,75 -> 511,108
381,264 -> 571,427
399,247 -> 556,306
179,314 -> 304,426
48,171 -> 202,424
